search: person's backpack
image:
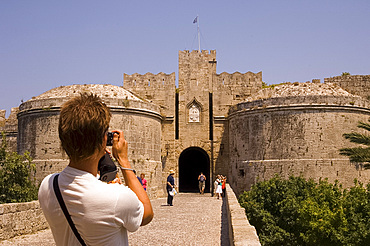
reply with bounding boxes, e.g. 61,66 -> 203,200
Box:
200,175 -> 205,182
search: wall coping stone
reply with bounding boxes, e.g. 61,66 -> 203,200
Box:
0,200 -> 48,240
225,184 -> 261,246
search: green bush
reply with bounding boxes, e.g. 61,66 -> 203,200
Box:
238,176 -> 370,246
0,133 -> 38,203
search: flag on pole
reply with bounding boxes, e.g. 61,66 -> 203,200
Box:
193,16 -> 198,24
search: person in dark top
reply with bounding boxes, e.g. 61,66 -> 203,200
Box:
134,170 -> 143,185
166,170 -> 176,206
198,172 -> 206,194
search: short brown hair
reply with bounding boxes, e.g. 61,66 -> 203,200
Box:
58,93 -> 111,162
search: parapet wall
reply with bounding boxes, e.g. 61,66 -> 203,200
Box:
178,49 -> 216,59
229,95 -> 369,113
324,75 -> 370,99
0,201 -> 48,240
213,71 -> 263,115
225,184 -> 261,246
19,97 -> 159,113
123,72 -> 176,117
124,72 -> 176,89
0,108 -> 19,153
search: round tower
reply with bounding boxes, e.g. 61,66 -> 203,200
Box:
228,82 -> 370,194
18,84 -> 163,198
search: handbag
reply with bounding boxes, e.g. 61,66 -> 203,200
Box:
53,174 -> 87,246
169,187 -> 177,196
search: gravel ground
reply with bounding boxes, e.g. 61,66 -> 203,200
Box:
0,193 -> 229,246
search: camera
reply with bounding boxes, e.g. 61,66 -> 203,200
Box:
106,132 -> 117,146
98,153 -> 118,182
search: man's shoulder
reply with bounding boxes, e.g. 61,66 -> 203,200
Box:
38,173 -> 58,195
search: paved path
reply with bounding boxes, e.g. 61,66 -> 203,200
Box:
0,193 -> 230,246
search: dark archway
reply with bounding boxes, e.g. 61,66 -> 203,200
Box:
179,147 -> 210,193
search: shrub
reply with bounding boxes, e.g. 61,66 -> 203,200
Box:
0,132 -> 38,203
239,175 -> 370,246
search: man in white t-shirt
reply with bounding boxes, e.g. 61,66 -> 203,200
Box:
38,93 -> 153,245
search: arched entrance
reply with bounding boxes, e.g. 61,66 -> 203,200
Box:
178,147 -> 210,193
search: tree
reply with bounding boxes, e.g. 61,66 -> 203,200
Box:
340,119 -> 370,169
0,132 -> 38,203
239,175 -> 370,246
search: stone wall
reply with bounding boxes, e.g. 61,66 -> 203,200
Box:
0,201 -> 48,240
213,71 -> 263,115
123,72 -> 176,192
0,108 -> 19,153
212,71 -> 263,177
228,95 -> 370,195
123,72 -> 176,117
225,184 -> 261,246
324,75 -> 370,99
17,85 -> 164,198
109,107 -> 164,198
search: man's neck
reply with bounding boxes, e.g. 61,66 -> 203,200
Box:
68,154 -> 101,176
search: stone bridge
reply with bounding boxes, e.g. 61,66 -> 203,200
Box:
0,185 -> 260,246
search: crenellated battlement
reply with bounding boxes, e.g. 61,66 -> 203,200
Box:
123,72 -> 176,116
216,71 -> 263,86
124,72 -> 176,89
179,50 -> 216,61
0,107 -> 19,128
0,110 -> 5,127
178,50 -> 217,69
0,107 -> 19,153
179,50 -> 216,55
324,75 -> 370,99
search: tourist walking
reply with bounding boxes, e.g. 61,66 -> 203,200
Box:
134,170 -> 143,185
166,170 -> 176,206
141,173 -> 147,191
198,172 -> 206,194
222,176 -> 227,197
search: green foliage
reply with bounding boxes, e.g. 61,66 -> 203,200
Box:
341,72 -> 351,76
262,82 -> 289,89
340,119 -> 370,169
0,132 -> 38,203
239,176 -> 370,246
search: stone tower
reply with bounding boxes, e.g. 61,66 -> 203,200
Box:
176,50 -> 217,192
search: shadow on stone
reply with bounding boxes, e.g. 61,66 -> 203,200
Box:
221,196 -> 230,246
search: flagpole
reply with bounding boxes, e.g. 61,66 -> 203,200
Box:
197,15 -> 200,52
193,15 -> 201,52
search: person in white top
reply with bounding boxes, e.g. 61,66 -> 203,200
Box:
38,93 -> 153,246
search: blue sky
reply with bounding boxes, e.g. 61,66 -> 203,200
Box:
1,0 -> 369,117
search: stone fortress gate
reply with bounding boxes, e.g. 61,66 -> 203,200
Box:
123,50 -> 263,193
1,50 -> 369,197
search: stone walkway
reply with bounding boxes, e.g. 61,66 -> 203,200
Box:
0,193 -> 230,246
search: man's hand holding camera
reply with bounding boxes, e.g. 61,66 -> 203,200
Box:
110,130 -> 129,167
109,130 -> 153,226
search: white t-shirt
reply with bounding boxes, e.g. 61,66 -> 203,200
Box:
38,166 -> 144,246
